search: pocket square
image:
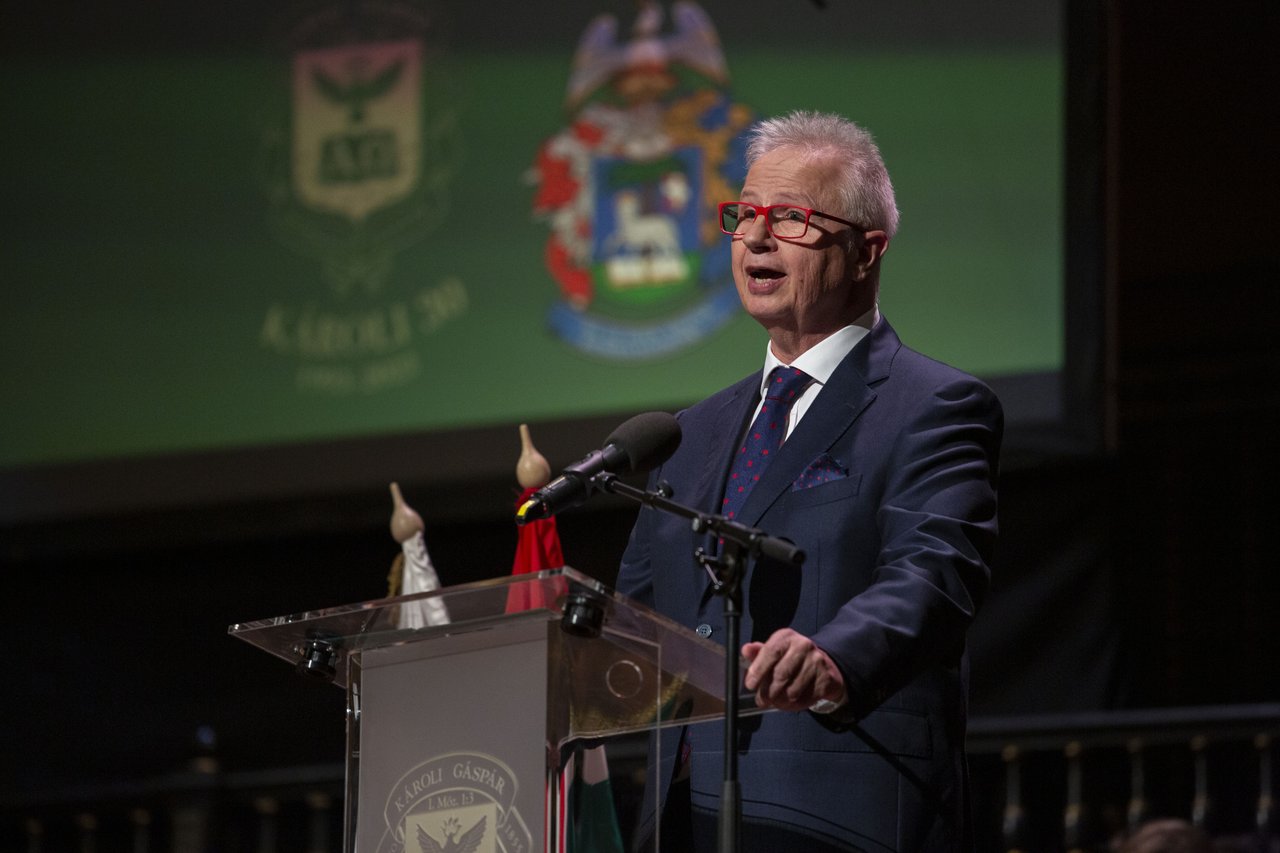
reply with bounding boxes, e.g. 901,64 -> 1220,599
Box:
792,453 -> 849,490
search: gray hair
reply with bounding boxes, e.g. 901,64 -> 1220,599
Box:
744,111 -> 900,239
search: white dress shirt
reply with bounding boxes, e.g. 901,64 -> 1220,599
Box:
750,306 -> 879,439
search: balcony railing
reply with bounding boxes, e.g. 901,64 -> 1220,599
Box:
967,704 -> 1280,851
5,704 -> 1278,852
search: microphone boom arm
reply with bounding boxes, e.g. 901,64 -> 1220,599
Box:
592,473 -> 805,567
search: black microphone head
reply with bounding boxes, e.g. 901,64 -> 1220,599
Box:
604,412 -> 682,474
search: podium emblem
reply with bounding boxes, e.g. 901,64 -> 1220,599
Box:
411,812 -> 491,853
380,753 -> 530,853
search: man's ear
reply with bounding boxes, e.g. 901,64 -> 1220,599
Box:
852,230 -> 889,282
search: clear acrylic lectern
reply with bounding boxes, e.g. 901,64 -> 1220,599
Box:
230,567 -> 750,853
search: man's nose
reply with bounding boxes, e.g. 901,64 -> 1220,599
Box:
741,214 -> 774,249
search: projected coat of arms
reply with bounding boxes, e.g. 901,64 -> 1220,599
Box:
530,1 -> 755,359
264,2 -> 460,294
258,2 -> 468,395
292,39 -> 422,224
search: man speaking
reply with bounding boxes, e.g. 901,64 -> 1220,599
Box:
616,111 -> 1002,852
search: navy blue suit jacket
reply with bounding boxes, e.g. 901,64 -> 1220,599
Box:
616,319 -> 1002,852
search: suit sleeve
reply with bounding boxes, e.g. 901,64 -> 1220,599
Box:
810,374 -> 1002,720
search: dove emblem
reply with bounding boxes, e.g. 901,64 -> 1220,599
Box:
417,816 -> 487,853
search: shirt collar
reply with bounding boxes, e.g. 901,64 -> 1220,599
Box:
758,306 -> 879,394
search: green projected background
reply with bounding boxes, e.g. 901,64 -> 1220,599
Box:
0,3 -> 1062,471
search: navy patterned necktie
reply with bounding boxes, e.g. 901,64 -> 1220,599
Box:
721,365 -> 812,522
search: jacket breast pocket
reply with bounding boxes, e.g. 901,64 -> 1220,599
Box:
786,473 -> 862,507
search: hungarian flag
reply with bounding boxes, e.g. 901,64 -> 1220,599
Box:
565,742 -> 625,853
510,503 -> 622,853
505,485 -> 568,612
506,424 -> 623,853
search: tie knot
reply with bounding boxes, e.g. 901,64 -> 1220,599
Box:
764,366 -> 811,404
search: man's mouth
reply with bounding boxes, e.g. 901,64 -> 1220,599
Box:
746,267 -> 785,290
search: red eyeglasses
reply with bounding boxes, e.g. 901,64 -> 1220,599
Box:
718,202 -> 863,241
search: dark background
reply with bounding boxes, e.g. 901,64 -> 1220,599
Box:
2,0 -> 1278,811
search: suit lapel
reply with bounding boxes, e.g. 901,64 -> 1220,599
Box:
693,373 -> 761,515
737,320 -> 900,527
687,374 -> 761,605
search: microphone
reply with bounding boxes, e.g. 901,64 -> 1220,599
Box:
516,412 -> 681,524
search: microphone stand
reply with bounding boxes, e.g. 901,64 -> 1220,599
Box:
592,473 -> 805,853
